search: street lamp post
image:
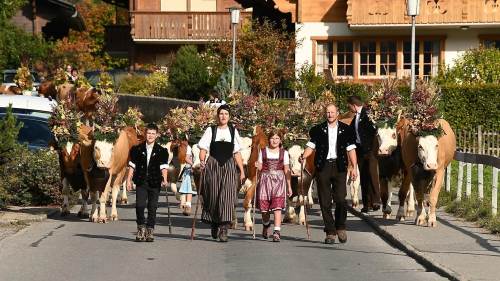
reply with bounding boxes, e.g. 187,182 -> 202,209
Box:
407,0 -> 420,91
227,6 -> 242,95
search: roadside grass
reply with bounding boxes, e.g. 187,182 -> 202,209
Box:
437,160 -> 500,234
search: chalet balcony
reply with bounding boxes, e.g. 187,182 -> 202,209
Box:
104,25 -> 132,58
130,11 -> 252,42
347,0 -> 500,27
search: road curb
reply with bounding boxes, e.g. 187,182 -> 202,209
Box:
348,206 -> 468,281
0,208 -> 60,225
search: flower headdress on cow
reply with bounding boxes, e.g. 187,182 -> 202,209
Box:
187,100 -> 217,144
52,71 -> 70,88
121,107 -> 145,135
92,94 -> 123,143
162,107 -> 192,143
47,95 -> 83,148
74,76 -> 91,89
95,72 -> 114,95
365,77 -> 404,129
282,97 -> 324,149
407,81 -> 444,138
14,66 -> 34,92
226,93 -> 259,137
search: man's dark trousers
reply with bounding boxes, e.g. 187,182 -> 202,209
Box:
355,144 -> 380,208
316,161 -> 348,235
136,180 -> 160,228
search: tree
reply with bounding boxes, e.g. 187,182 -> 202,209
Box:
215,58 -> 250,99
206,19 -> 302,96
0,104 -> 23,165
169,45 -> 209,100
436,45 -> 500,85
54,0 -> 129,70
289,62 -> 328,100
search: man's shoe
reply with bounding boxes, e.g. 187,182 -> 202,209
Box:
361,206 -> 370,213
337,230 -> 347,243
145,227 -> 154,242
325,234 -> 335,244
219,225 -> 228,242
136,225 -> 146,242
262,224 -> 271,239
183,206 -> 191,216
372,204 -> 381,211
211,225 -> 219,239
272,230 -> 281,242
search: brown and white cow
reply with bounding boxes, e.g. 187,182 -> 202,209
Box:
72,87 -> 99,126
0,85 -> 22,95
402,119 -> 456,227
284,145 -> 315,225
90,126 -> 140,222
232,136 -> 252,228
38,81 -> 57,99
56,140 -> 89,218
242,125 -> 268,231
339,111 -> 362,208
56,83 -> 75,103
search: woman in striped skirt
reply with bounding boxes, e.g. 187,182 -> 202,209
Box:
198,104 -> 246,242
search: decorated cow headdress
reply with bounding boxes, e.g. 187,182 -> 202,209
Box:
407,81 -> 444,138
365,77 -> 404,129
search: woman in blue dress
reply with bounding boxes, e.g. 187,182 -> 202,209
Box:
179,144 -> 197,216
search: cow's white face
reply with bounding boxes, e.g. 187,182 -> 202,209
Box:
288,145 -> 304,177
240,137 -> 252,165
93,140 -> 114,169
417,136 -> 439,171
162,142 -> 173,164
377,127 -> 398,156
61,141 -> 80,174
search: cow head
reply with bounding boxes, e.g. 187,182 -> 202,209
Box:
176,140 -> 189,165
377,127 -> 398,156
191,145 -> 204,174
288,145 -> 304,177
93,140 -> 114,169
60,142 -> 81,174
240,137 -> 253,165
417,135 -> 439,170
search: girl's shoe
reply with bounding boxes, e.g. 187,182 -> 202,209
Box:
262,224 -> 271,239
183,206 -> 191,216
272,230 -> 281,242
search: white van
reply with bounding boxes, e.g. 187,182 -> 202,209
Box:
0,95 -> 56,118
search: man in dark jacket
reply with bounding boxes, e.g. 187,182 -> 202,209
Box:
299,103 -> 358,244
348,95 -> 380,213
126,123 -> 169,242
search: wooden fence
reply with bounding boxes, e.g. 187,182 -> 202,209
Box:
444,151 -> 500,215
455,126 -> 500,156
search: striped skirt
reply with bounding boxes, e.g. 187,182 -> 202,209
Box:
201,156 -> 238,226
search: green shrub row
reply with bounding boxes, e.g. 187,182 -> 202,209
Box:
0,148 -> 79,208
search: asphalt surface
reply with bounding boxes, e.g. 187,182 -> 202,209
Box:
0,188 -> 445,281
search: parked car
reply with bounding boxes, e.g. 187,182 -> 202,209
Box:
83,69 -> 153,90
0,95 -> 56,118
0,113 -> 54,151
1,69 -> 43,96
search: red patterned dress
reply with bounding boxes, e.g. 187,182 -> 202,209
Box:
256,147 -> 289,212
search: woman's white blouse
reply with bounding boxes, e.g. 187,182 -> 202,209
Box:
258,147 -> 290,165
186,145 -> 192,155
197,127 -> 243,153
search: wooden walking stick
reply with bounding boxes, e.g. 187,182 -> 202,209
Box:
252,145 -> 260,239
300,162 -> 311,240
163,183 -> 172,235
190,169 -> 203,241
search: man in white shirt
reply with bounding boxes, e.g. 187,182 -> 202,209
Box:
205,90 -> 226,108
300,104 -> 357,244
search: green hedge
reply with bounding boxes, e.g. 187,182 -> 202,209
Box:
0,148 -> 78,208
328,82 -> 368,113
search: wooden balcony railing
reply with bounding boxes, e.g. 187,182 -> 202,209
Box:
347,0 -> 500,25
130,11 -> 252,40
104,25 -> 131,57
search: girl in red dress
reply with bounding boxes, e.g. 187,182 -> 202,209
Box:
255,129 -> 292,242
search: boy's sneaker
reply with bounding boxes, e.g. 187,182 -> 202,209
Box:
272,230 -> 281,242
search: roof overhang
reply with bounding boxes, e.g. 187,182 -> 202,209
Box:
46,0 -> 86,31
349,23 -> 500,30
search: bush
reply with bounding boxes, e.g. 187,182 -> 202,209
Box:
0,148 -> 78,207
139,71 -> 169,96
117,72 -> 147,95
0,104 -> 23,165
328,82 -> 368,113
436,45 -> 500,85
169,45 -> 209,100
290,63 -> 328,101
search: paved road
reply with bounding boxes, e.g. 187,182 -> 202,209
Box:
0,189 -> 445,281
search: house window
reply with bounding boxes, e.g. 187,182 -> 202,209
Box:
380,41 -> 397,76
484,39 -> 500,49
359,41 -> 377,76
316,41 -> 354,76
359,41 -> 396,76
403,40 -> 440,77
